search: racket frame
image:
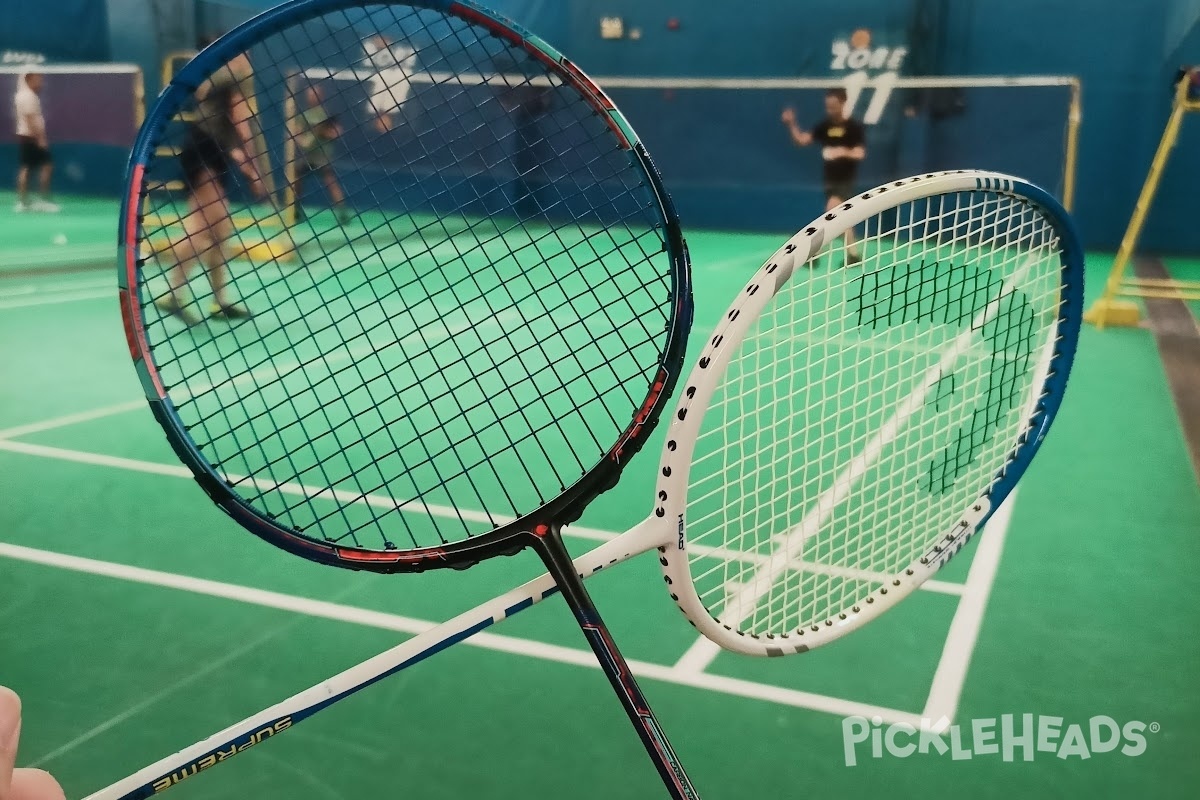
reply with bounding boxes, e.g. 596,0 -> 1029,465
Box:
117,0 -> 693,574
95,168 -> 1080,799
655,170 -> 1085,656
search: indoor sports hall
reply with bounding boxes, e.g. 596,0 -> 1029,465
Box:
1,2 -> 1198,799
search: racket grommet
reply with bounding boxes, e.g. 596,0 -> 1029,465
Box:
676,409 -> 687,420
667,440 -> 677,451
655,507 -> 665,517
699,357 -> 710,368
662,466 -> 672,476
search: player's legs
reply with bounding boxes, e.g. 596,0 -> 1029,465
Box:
28,145 -> 59,211
38,161 -> 53,197
15,138 -> 38,210
191,173 -> 248,319
319,166 -> 349,221
291,165 -> 307,221
167,130 -> 249,321
825,185 -> 862,265
14,166 -> 30,210
201,187 -> 242,316
155,168 -> 223,324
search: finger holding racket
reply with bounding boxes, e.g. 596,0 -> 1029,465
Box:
119,0 -> 695,797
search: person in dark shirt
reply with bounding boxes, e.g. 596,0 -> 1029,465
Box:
781,88 -> 866,264
158,38 -> 266,325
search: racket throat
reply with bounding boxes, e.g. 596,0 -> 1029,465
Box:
528,528 -> 701,799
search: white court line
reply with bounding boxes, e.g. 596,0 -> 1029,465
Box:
921,489 -> 1015,724
30,622 -> 300,767
0,541 -> 922,727
0,305 -> 513,440
0,439 -> 970,590
0,244 -> 112,268
28,579 -> 369,768
0,277 -> 115,299
673,638 -> 722,674
0,400 -> 148,441
0,289 -> 113,310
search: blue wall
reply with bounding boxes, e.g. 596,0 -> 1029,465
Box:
6,0 -> 1197,251
490,0 -> 1198,252
1152,0 -> 1200,251
0,0 -> 110,61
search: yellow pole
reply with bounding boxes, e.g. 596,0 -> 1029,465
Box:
1062,78 -> 1081,212
283,74 -> 298,228
133,67 -> 146,128
1086,71 -> 1193,329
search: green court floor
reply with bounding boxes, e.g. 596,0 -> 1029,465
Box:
1,194 -> 1199,800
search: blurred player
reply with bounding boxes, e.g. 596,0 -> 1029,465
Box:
781,88 -> 866,264
157,41 -> 266,325
363,35 -> 417,133
291,85 -> 350,224
12,71 -> 60,213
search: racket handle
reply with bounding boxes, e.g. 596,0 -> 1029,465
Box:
532,526 -> 701,800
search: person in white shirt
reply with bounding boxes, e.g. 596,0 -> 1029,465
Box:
13,72 -> 59,213
362,35 -> 416,133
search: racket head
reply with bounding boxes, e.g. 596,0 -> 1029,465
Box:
655,171 -> 1083,655
118,0 -> 691,572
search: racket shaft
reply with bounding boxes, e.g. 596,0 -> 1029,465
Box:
84,521 -> 663,800
533,528 -> 700,800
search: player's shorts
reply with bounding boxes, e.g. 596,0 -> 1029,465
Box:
294,151 -> 331,178
17,136 -> 51,169
178,126 -> 231,187
823,178 -> 856,203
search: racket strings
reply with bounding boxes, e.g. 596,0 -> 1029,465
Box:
136,3 -> 674,551
195,269 -> 665,512
687,190 -> 1064,638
